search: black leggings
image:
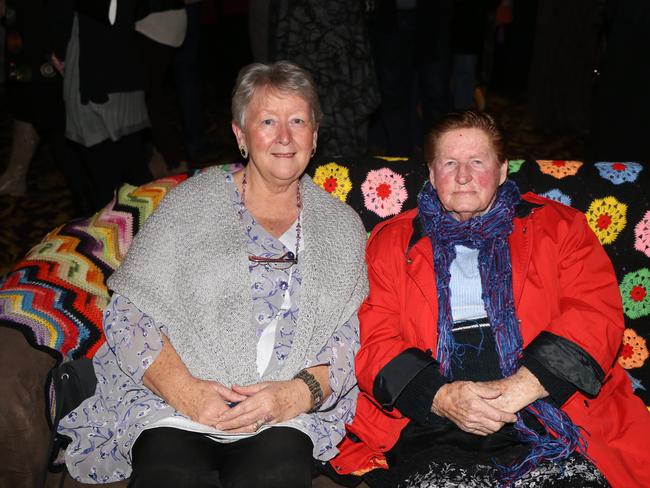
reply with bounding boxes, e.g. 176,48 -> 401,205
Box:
130,427 -> 313,488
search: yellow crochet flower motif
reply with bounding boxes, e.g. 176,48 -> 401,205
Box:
536,160 -> 583,179
586,196 -> 627,245
618,328 -> 649,369
313,162 -> 353,202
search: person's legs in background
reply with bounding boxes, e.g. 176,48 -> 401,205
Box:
79,130 -> 150,212
115,130 -> 150,187
137,33 -> 186,171
371,10 -> 418,155
451,54 -> 477,110
174,2 -> 207,163
417,56 -> 452,135
47,130 -> 94,216
0,120 -> 39,196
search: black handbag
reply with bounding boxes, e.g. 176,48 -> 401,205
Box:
47,358 -> 98,469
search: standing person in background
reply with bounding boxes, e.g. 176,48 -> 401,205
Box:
368,0 -> 453,156
450,0 -> 498,110
53,0 -> 152,212
589,0 -> 650,163
248,0 -> 270,62
135,0 -> 188,177
1,0 -> 92,215
527,0 -> 601,134
270,0 -> 379,157
174,0 -> 213,165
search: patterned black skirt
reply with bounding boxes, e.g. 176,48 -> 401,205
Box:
363,421 -> 610,488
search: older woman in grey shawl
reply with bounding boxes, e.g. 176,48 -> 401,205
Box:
58,61 -> 368,487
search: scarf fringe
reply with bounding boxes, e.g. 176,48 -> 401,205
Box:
498,403 -> 587,485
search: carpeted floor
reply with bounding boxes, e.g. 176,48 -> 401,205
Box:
0,90 -> 586,277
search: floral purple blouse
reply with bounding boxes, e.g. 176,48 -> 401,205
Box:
58,174 -> 361,483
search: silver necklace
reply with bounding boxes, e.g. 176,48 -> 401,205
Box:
240,170 -> 302,264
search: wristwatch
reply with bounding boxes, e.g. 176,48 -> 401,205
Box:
293,369 -> 324,412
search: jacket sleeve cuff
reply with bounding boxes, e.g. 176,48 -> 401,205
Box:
394,363 -> 448,424
523,331 -> 605,397
520,354 -> 576,406
372,348 -> 438,411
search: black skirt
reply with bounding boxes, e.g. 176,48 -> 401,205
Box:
363,420 -> 610,488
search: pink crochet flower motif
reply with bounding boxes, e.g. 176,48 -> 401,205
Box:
361,168 -> 408,218
635,210 -> 650,258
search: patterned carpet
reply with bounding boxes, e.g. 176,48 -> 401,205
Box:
0,92 -> 586,277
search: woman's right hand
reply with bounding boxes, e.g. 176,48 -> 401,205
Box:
431,381 -> 518,435
176,378 -> 246,426
142,334 -> 245,426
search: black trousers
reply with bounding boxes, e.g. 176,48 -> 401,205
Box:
129,427 -> 313,488
75,130 -> 151,212
137,33 -> 186,167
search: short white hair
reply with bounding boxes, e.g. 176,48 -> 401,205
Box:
231,61 -> 322,129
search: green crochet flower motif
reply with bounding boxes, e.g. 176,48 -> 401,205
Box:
508,160 -> 525,174
620,268 -> 650,320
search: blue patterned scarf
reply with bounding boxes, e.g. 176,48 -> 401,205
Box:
418,179 -> 586,483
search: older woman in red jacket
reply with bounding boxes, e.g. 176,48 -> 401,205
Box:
330,111 -> 650,487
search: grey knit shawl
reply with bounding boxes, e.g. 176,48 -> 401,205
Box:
108,167 -> 368,386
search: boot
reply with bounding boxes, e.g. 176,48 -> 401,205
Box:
0,120 -> 39,196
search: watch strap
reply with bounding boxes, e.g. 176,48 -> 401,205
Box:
293,369 -> 324,413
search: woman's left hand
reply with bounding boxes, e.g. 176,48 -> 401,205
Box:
212,379 -> 312,433
483,367 -> 549,414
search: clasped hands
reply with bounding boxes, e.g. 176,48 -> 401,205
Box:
430,367 -> 548,436
178,376 -> 313,434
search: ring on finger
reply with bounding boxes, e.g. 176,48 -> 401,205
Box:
253,420 -> 264,431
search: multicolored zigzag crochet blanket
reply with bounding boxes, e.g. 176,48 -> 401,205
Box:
0,172 -> 192,360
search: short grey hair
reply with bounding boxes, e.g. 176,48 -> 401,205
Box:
231,61 -> 322,129
424,110 -> 506,164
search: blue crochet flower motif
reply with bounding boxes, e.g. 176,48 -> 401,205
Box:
595,162 -> 643,185
541,188 -> 572,206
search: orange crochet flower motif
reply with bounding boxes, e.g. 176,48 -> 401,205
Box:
536,160 -> 583,179
618,328 -> 649,369
313,162 -> 353,202
585,196 -> 627,245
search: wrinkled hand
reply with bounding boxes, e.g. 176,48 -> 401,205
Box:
431,381 -> 518,435
176,377 -> 246,427
213,379 -> 311,433
483,367 -> 548,415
